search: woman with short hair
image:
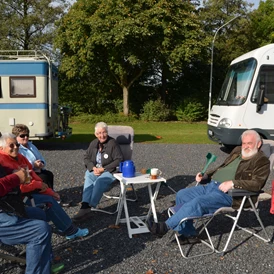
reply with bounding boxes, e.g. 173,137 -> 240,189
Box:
12,124 -> 54,189
73,122 -> 123,221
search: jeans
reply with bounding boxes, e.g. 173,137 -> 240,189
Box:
25,194 -> 73,233
26,206 -> 47,221
0,211 -> 51,274
82,170 -> 115,207
165,181 -> 233,236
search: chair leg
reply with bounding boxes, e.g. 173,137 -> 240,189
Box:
91,194 -> 121,215
215,196 -> 271,256
168,208 -> 215,258
161,182 -> 177,194
0,250 -> 26,265
91,184 -> 138,215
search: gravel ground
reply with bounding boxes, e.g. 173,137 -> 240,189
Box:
1,143 -> 274,274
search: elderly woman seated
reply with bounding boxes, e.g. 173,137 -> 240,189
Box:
0,133 -> 89,240
73,122 -> 123,221
12,124 -> 55,189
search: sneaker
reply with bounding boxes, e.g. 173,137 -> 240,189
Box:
66,228 -> 89,240
51,262 -> 65,273
72,208 -> 92,221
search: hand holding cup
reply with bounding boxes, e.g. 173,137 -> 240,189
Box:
14,169 -> 27,184
20,164 -> 31,184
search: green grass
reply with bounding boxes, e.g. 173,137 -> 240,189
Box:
59,121 -> 215,144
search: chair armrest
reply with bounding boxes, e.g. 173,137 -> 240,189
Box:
228,189 -> 263,197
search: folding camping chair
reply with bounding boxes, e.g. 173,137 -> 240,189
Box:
0,191 -> 52,266
0,241 -> 26,265
168,140 -> 274,259
90,125 -> 137,214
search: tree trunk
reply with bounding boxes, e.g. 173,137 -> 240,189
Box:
161,63 -> 168,103
123,85 -> 129,116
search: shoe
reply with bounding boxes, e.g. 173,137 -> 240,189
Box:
146,218 -> 168,237
177,235 -> 201,245
72,208 -> 92,221
66,228 -> 89,240
51,262 -> 64,273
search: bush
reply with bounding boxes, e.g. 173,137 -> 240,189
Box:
140,99 -> 171,121
176,100 -> 206,122
112,99 -> 124,113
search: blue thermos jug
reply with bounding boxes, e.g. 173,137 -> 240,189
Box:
119,160 -> 135,178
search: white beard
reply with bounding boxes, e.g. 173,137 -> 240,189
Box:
241,147 -> 258,158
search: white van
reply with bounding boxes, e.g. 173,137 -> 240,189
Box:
208,44 -> 274,147
0,50 -> 72,139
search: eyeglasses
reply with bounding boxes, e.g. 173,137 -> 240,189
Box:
9,142 -> 20,149
19,134 -> 29,138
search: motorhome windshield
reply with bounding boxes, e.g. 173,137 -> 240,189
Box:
216,58 -> 257,106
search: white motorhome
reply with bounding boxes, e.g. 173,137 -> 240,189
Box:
208,44 -> 274,147
0,50 -> 71,139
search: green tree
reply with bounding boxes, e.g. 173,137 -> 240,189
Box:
55,0 -> 208,116
198,0 -> 254,103
248,0 -> 274,47
0,0 -> 68,51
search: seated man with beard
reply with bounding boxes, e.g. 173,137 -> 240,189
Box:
147,130 -> 270,242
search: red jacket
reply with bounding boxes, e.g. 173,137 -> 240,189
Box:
0,172 -> 20,197
0,151 -> 55,197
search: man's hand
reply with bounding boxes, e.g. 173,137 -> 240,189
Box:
219,181 -> 233,193
15,168 -> 27,184
195,172 -> 208,183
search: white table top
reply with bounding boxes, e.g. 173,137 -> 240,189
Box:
114,172 -> 166,185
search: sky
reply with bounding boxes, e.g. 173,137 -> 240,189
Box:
247,0 -> 263,9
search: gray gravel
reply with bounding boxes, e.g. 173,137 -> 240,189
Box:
1,143 -> 274,274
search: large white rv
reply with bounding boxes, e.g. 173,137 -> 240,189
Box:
208,44 -> 274,147
0,50 -> 71,139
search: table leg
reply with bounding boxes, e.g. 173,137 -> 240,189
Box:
115,183 -> 134,238
122,188 -> 133,238
147,182 -> 161,223
115,182 -> 126,225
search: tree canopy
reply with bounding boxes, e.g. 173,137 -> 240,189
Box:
55,0 -> 209,115
0,0 -> 67,52
248,0 -> 274,47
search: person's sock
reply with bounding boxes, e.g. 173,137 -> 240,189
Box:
80,202 -> 91,209
64,224 -> 78,236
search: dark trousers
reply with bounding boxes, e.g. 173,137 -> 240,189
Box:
36,169 -> 54,189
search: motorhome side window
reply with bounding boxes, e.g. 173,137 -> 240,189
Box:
9,76 -> 36,98
252,66 -> 274,104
